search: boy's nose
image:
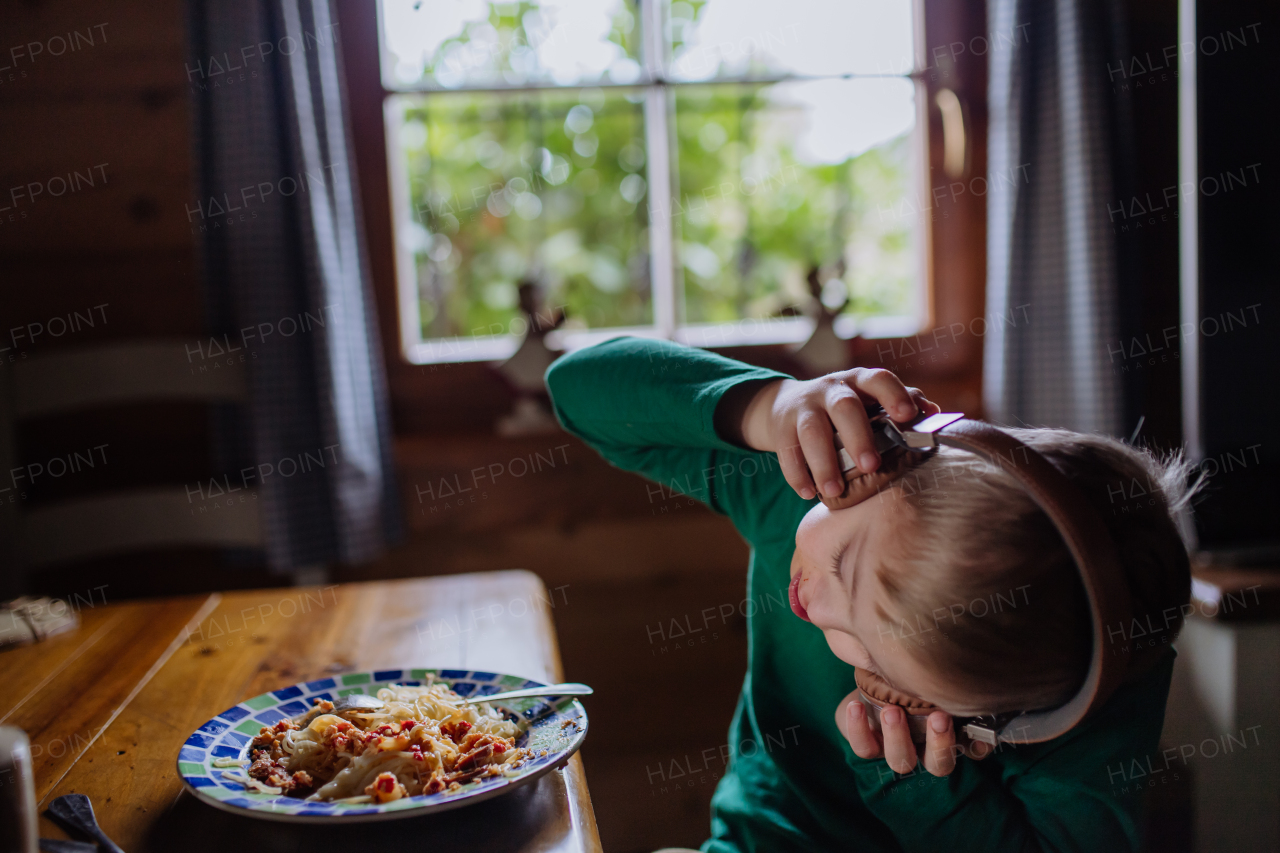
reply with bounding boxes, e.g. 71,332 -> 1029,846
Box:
789,548 -> 804,580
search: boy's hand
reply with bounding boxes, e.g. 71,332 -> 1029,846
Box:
836,693 -> 992,777
739,369 -> 941,500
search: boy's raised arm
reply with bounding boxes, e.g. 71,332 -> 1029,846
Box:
545,336 -> 789,451
544,336 -> 800,544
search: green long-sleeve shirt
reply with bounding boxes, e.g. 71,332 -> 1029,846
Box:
545,336 -> 1174,853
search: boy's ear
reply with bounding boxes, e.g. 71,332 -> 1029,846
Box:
820,446 -> 933,511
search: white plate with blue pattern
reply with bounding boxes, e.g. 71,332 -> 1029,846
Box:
178,668 -> 588,823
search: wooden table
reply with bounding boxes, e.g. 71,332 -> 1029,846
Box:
2,571 -> 602,852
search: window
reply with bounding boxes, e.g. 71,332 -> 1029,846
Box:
378,0 -> 924,363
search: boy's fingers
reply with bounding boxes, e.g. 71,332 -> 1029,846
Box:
826,382 -> 881,475
825,384 -> 880,477
880,705 -> 917,774
777,438 -> 817,500
843,700 -> 883,759
922,711 -> 957,777
906,387 -> 942,417
846,368 -> 919,423
796,410 -> 842,499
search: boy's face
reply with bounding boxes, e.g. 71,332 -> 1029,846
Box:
791,488 -> 983,715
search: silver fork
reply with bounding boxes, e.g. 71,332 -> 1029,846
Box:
309,682 -> 592,717
459,682 -> 592,705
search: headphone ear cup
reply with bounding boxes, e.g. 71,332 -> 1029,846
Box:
820,445 -> 932,511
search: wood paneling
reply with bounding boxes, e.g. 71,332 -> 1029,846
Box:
0,97 -> 193,253
348,494 -> 749,587
0,0 -> 217,587
0,250 -> 203,343
397,433 -> 666,535
0,0 -> 183,63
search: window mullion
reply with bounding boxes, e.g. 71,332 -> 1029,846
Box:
643,87 -> 677,340
640,0 -> 677,339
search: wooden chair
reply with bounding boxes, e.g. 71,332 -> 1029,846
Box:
0,340 -> 264,595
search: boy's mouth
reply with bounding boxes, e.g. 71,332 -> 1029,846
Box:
788,574 -> 810,622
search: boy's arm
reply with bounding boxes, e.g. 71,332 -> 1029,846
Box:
544,336 -> 803,545
844,655 -> 1176,853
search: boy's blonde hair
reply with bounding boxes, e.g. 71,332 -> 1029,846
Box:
875,428 -> 1198,713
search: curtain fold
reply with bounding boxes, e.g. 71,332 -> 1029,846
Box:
984,0 -> 1133,435
187,0 -> 401,569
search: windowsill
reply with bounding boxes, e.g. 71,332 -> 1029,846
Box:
401,314 -> 921,365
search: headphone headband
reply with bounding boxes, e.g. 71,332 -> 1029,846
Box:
826,413 -> 1132,745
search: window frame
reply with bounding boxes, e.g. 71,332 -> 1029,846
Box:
337,0 -> 990,431
381,1 -> 927,362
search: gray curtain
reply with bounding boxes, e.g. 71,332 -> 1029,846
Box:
984,0 -> 1133,435
187,0 -> 401,568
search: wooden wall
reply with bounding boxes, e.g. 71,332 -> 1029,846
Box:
0,3 -> 201,346
0,2 -> 275,594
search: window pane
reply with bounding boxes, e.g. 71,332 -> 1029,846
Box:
381,0 -> 643,90
669,0 -> 915,81
396,90 -> 652,340
672,78 -> 917,325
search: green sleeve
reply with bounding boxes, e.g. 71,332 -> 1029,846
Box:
544,336 -> 807,546
843,653 -> 1176,853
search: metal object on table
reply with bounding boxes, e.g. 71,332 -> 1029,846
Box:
45,795 -> 125,853
0,727 -> 38,853
324,683 -> 594,712
330,693 -> 385,714
290,692 -> 386,725
461,682 -> 593,705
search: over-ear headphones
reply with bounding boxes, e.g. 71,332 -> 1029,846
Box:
822,409 -> 1132,746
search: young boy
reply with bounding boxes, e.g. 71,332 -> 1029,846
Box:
545,336 -> 1194,853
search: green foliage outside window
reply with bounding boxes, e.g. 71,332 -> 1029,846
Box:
402,91 -> 651,337
390,0 -> 915,341
673,86 -> 913,325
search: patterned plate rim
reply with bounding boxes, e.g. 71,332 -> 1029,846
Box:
177,668 -> 588,823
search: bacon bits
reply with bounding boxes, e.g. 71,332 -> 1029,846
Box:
439,720 -> 472,743
366,771 -> 407,803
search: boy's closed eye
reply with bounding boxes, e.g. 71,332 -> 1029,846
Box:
794,489 -> 974,712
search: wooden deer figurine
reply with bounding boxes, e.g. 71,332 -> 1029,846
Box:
492,279 -> 567,436
792,264 -> 852,376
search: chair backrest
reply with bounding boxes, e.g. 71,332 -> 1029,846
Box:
10,340 -> 247,417
0,339 -> 264,585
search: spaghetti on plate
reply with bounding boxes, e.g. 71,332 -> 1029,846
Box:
219,678 -> 530,803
